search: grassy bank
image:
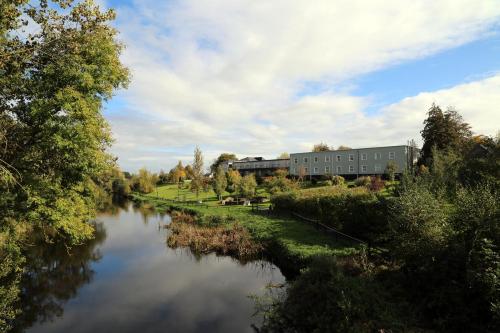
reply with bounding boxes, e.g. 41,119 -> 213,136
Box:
132,185 -> 361,271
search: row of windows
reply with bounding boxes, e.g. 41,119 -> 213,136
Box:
234,162 -> 289,169
294,152 -> 395,164
293,164 -> 385,174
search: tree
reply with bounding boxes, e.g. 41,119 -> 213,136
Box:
210,153 -> 237,173
190,146 -> 204,198
264,169 -> 298,194
239,174 -> 257,198
0,0 -> 129,244
157,170 -> 169,185
385,161 -> 398,181
420,104 -> 472,165
184,165 -> 194,180
131,168 -> 156,194
226,169 -> 242,195
277,152 -> 290,159
312,142 -> 331,152
212,165 -> 227,200
171,161 -> 186,183
337,145 -> 352,150
389,183 -> 449,269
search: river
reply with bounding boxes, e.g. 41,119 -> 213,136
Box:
12,202 -> 285,333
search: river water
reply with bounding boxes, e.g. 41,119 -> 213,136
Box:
14,202 -> 285,333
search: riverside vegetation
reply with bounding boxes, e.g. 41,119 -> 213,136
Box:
1,1 -> 498,331
135,105 -> 499,332
0,1 -> 129,331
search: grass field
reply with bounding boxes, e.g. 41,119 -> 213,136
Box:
137,184 -> 361,261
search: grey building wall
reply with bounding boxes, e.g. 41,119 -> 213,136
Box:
289,145 -> 418,178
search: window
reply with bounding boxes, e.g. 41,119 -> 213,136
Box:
304,167 -> 308,173
325,166 -> 330,173
314,156 -> 319,163
374,164 -> 381,172
304,157 -> 308,163
349,154 -> 354,161
313,167 -> 318,174
325,156 -> 330,162
361,153 -> 367,160
294,158 -> 298,164
389,152 -> 395,160
374,152 -> 381,160
336,155 -> 341,162
349,165 -> 354,172
292,168 -> 296,173
336,166 -> 342,173
361,165 -> 367,172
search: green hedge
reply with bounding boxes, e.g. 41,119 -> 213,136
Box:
271,187 -> 390,244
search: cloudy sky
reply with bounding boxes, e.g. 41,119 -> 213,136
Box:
100,0 -> 500,172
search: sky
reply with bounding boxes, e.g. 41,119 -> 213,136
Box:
98,0 -> 500,172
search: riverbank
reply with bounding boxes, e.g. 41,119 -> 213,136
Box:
131,192 -> 362,274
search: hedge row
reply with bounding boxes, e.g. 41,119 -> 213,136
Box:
271,187 -> 392,245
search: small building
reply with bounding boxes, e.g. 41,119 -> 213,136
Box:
289,145 -> 419,179
222,157 -> 290,176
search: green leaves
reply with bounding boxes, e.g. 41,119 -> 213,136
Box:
1,0 -> 129,243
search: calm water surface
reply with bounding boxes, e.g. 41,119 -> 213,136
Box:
16,203 -> 285,333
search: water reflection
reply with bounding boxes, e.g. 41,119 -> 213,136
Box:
13,203 -> 284,333
12,223 -> 106,332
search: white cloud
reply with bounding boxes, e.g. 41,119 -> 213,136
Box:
106,0 -> 500,171
379,74 -> 500,144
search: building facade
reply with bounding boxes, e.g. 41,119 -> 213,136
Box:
289,145 -> 419,178
222,157 -> 290,176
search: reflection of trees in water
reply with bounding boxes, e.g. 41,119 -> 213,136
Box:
10,222 -> 107,332
97,196 -> 129,216
130,201 -> 170,225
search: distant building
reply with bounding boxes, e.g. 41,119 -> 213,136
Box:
289,145 -> 419,179
222,157 -> 290,176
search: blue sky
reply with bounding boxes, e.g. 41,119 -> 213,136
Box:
98,0 -> 500,172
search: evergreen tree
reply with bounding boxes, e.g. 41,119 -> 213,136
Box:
420,104 -> 472,165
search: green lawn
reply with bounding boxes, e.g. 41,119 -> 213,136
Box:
137,184 -> 360,261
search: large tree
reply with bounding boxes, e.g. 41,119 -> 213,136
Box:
0,0 -> 129,244
210,153 -> 237,173
420,104 -> 472,165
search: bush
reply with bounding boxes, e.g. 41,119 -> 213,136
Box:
259,256 -> 408,332
331,175 -> 345,186
264,175 -> 298,194
368,176 -> 385,192
355,176 -> 371,187
271,187 -> 389,244
324,180 -> 333,186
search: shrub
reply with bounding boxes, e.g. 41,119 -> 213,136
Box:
324,180 -> 333,186
271,186 -> 389,244
264,175 -> 298,194
368,176 -> 385,192
355,176 -> 371,187
331,175 -> 345,186
258,256 -> 408,332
